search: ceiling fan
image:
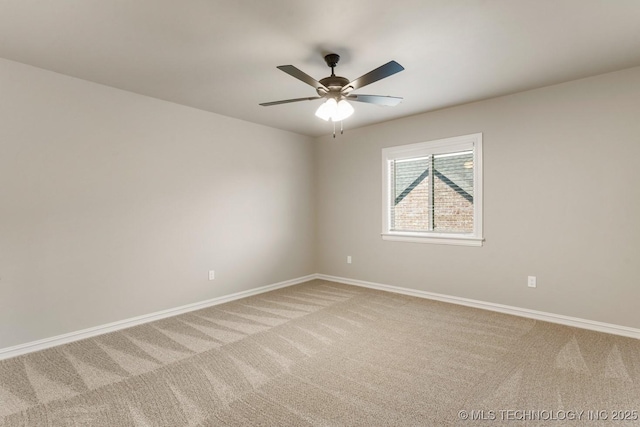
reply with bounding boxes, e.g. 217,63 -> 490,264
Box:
260,54 -> 404,135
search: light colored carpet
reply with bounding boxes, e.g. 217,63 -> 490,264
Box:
1,279 -> 639,426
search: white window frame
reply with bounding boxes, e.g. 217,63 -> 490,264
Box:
381,133 -> 483,247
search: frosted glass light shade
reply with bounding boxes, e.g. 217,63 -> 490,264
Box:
315,98 -> 337,121
315,98 -> 353,122
333,100 -> 354,121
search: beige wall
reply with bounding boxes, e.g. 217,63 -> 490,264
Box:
315,66 -> 640,329
2,57 -> 639,351
0,58 -> 316,349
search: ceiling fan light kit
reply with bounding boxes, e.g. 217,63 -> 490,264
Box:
315,98 -> 354,122
260,53 -> 404,137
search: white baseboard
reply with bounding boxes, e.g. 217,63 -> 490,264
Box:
3,272 -> 637,360
317,274 -> 640,340
0,274 -> 317,361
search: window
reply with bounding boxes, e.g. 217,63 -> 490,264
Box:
382,133 -> 483,246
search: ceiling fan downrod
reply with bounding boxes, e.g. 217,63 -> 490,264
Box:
324,53 -> 340,76
318,54 -> 350,97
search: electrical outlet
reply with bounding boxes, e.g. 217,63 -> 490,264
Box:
527,276 -> 536,288
347,256 -> 352,264
208,270 -> 215,281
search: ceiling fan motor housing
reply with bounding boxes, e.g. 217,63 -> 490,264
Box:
317,53 -> 350,98
318,76 -> 349,96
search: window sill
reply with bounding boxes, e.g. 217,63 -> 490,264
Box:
381,233 -> 484,247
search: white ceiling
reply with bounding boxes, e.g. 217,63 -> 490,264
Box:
2,0 -> 640,137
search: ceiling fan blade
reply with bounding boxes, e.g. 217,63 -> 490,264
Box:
342,61 -> 404,94
277,65 -> 329,92
259,96 -> 322,106
346,94 -> 403,106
